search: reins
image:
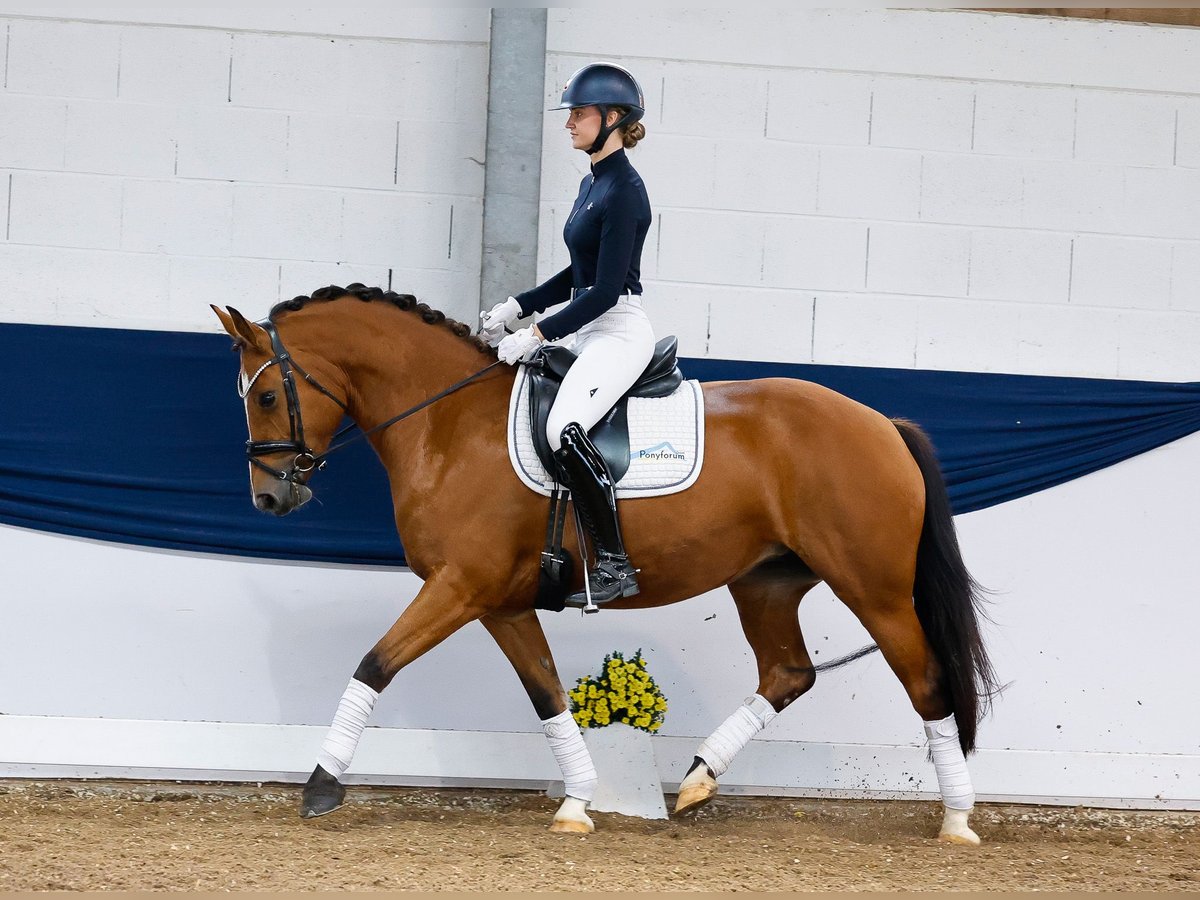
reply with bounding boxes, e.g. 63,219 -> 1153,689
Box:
321,360 -> 505,460
241,318 -> 503,483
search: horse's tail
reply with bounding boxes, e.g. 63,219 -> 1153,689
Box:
893,418 -> 997,754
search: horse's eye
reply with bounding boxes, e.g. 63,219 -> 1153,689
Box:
259,391 -> 277,409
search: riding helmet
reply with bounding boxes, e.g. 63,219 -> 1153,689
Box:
552,62 -> 645,153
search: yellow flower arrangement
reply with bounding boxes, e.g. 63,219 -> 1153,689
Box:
568,649 -> 667,733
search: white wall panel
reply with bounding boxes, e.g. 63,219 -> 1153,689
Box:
8,171 -> 123,249
916,297 -> 1021,373
816,147 -> 922,222
230,185 -> 343,262
1020,160 -> 1128,235
659,62 -> 767,138
866,223 -> 971,298
811,293 -> 919,368
167,257 -> 281,329
1070,235 -> 1173,310
63,100 -> 177,177
0,7 -> 486,331
919,154 -> 1025,228
761,218 -> 867,293
1178,99 -> 1200,169
1073,91 -> 1178,167
870,77 -> 975,153
765,71 -> 873,147
1123,167 -> 1200,241
174,106 -> 289,182
284,114 -> 398,191
115,26 -> 231,105
0,95 -> 68,169
709,140 -> 818,216
1172,243 -> 1200,312
0,8 -> 490,42
121,180 -> 234,257
1014,303 -> 1122,379
6,19 -> 120,98
967,229 -> 1073,305
972,83 -> 1077,159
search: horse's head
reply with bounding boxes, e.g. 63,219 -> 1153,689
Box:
212,305 -> 349,516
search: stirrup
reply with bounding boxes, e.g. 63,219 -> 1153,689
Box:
566,551 -> 640,609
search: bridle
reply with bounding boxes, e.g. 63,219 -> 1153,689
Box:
238,319 -> 502,485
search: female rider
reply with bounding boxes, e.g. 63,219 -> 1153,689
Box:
480,62 -> 653,607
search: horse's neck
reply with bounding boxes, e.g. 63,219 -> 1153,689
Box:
311,305 -> 512,472
300,308 -> 490,415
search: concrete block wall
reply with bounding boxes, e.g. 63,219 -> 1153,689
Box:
541,9 -> 1200,382
0,10 -> 490,331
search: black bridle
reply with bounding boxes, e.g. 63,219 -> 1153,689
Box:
238,319 -> 503,485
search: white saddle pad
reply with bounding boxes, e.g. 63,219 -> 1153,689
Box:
507,366 -> 705,499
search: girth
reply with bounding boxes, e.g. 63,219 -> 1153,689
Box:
526,336 -> 683,482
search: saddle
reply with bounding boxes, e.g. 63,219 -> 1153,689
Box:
526,336 -> 683,483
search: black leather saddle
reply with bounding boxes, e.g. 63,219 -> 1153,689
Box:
527,336 -> 683,482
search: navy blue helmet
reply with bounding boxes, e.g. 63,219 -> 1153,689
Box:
552,62 -> 645,153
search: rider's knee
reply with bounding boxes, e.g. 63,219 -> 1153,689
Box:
547,416 -> 581,452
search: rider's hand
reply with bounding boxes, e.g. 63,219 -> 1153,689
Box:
497,326 -> 543,365
480,296 -> 523,347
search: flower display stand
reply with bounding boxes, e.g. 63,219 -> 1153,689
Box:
583,722 -> 668,820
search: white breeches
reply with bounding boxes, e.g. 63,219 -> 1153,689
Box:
545,295 -> 656,451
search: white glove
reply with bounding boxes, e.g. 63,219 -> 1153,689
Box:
497,326 -> 543,365
480,296 -> 523,347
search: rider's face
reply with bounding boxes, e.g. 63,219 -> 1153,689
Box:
566,106 -> 604,151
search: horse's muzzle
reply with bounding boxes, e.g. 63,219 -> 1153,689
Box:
254,480 -> 313,516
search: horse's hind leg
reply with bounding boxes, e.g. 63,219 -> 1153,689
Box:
300,571 -> 486,819
481,609 -> 597,834
834,584 -> 980,846
675,566 -> 818,815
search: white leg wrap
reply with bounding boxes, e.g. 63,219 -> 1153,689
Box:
315,678 -> 379,779
696,694 -> 778,778
923,714 -> 975,810
542,711 -> 598,803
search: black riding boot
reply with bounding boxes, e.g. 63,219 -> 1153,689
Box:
554,422 -> 640,605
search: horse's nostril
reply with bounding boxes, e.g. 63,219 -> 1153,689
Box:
255,493 -> 277,511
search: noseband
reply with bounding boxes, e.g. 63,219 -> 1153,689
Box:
238,319 -> 503,486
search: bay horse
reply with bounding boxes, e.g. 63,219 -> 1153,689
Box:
212,284 -> 996,844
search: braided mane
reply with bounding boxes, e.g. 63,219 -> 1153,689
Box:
270,283 -> 494,356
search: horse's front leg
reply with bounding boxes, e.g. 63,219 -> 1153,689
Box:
481,609 -> 597,834
300,570 -> 486,818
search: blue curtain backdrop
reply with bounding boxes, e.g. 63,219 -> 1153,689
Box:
2,322 -> 1199,566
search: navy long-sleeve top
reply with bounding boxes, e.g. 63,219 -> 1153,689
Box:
514,148 -> 651,343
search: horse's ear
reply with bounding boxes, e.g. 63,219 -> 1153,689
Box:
212,305 -> 268,352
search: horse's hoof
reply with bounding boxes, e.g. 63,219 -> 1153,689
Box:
674,762 -> 718,816
939,829 -> 981,846
550,796 -> 594,834
299,765 -> 345,819
937,807 -> 981,846
674,783 -> 716,816
550,817 -> 594,834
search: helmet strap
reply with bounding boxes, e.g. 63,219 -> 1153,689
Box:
587,105 -> 636,155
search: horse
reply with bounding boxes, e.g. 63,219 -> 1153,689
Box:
212,283 -> 997,845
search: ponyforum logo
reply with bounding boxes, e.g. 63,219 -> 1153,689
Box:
631,442 -> 686,462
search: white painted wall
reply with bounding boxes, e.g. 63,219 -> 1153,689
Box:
0,7 -> 489,330
2,8 -> 1198,806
